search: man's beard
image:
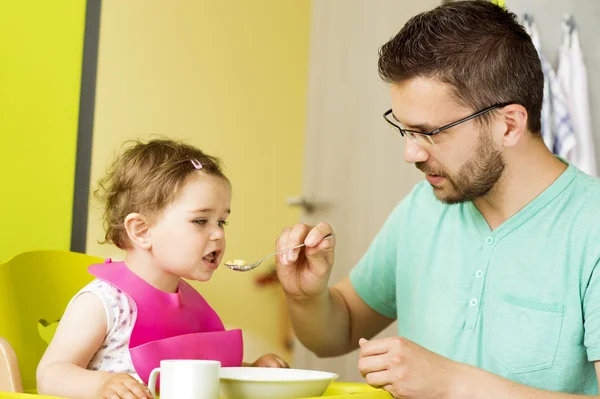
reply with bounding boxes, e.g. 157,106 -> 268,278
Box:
416,132 -> 505,204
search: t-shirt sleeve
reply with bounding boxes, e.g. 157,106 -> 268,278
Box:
584,259 -> 600,361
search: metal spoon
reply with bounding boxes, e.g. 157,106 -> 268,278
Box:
225,234 -> 335,272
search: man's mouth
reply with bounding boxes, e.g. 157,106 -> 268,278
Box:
416,163 -> 446,180
425,174 -> 446,186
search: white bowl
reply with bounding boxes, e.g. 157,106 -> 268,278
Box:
219,367 -> 338,399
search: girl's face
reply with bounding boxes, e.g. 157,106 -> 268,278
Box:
148,171 -> 231,282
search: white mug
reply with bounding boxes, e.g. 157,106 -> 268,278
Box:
148,359 -> 221,399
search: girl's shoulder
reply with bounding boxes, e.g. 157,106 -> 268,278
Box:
69,278 -> 136,333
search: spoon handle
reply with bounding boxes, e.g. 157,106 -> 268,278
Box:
269,234 -> 335,259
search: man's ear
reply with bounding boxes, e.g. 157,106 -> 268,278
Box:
124,213 -> 152,250
499,103 -> 529,148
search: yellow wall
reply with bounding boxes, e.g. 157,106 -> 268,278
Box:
0,2 -> 86,262
87,1 -> 310,361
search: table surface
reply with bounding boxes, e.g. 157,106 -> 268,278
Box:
0,382 -> 393,399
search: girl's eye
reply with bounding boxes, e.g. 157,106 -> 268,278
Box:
218,220 -> 228,228
193,219 -> 207,226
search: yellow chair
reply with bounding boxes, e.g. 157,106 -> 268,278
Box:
0,250 -> 102,393
0,337 -> 22,392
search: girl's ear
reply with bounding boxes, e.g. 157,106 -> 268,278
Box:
124,213 -> 152,249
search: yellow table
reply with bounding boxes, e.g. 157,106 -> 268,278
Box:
0,382 -> 392,399
0,394 -> 61,399
314,382 -> 392,398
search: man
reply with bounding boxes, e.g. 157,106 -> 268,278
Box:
275,1 -> 600,397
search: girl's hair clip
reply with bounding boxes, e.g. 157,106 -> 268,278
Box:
191,159 -> 203,169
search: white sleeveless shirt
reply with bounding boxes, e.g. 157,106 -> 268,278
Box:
69,278 -> 142,382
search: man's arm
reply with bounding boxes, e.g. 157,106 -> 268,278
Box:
456,360 -> 600,398
287,277 -> 394,357
358,336 -> 599,399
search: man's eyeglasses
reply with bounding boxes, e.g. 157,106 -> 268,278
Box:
383,102 -> 511,146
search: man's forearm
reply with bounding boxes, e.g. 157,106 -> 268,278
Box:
457,363 -> 596,399
286,287 -> 352,357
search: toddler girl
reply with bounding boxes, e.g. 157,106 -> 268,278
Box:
37,139 -> 288,399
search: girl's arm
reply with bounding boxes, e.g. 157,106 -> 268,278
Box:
36,292 -> 123,398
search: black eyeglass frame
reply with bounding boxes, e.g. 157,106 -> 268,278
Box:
383,102 -> 512,141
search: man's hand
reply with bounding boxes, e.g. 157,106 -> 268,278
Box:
358,337 -> 463,399
276,223 -> 336,300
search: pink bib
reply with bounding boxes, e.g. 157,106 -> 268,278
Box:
89,260 -> 243,384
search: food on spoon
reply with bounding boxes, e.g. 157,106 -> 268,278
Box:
227,259 -> 247,267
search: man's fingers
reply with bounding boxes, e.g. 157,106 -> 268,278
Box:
305,223 -> 334,248
358,353 -> 389,376
364,369 -> 392,388
359,337 -> 392,357
286,224 -> 312,263
277,223 -> 335,264
276,227 -> 292,264
305,233 -> 335,257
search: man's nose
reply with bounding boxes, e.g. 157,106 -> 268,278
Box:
403,138 -> 430,164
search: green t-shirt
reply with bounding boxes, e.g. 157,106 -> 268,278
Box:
350,162 -> 600,394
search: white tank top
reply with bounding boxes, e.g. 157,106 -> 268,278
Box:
69,278 -> 141,382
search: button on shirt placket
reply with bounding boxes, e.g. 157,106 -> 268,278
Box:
465,236 -> 494,329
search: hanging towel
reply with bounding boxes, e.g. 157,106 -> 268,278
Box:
522,14 -> 575,159
522,14 -> 554,152
557,15 -> 597,176
550,62 -> 576,161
